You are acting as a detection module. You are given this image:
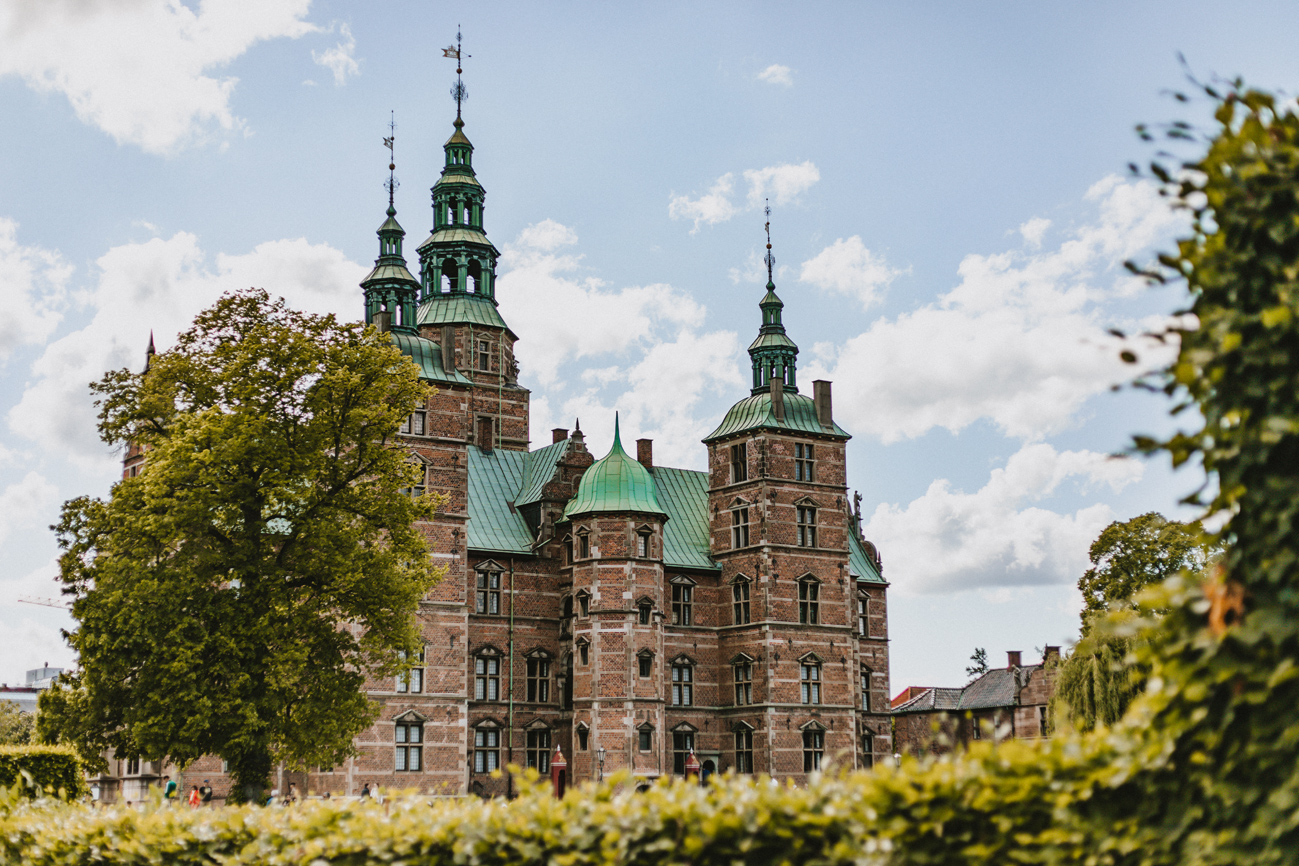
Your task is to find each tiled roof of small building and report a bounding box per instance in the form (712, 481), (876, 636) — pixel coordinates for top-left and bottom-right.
(891, 665), (1045, 714)
(892, 687), (964, 714)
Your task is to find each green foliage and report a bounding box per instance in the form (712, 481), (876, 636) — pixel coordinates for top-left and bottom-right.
(1078, 512), (1210, 631)
(43, 289), (444, 802)
(0, 703), (34, 746)
(0, 746), (84, 800)
(964, 647), (988, 679)
(1053, 625), (1143, 732)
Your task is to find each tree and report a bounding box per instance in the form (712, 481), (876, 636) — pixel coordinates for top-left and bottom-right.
(40, 289), (442, 802)
(1055, 513), (1212, 732)
(1077, 512), (1209, 633)
(965, 648), (988, 679)
(0, 701), (34, 745)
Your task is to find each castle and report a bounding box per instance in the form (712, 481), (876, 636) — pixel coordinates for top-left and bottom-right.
(116, 85), (892, 800)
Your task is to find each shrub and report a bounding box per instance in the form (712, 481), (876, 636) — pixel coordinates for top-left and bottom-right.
(0, 746), (85, 801)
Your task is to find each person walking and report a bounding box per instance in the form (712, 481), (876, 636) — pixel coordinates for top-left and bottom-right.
(198, 780), (212, 807)
(187, 785), (200, 808)
(161, 775), (177, 803)
(285, 783), (298, 805)
(360, 782), (371, 798)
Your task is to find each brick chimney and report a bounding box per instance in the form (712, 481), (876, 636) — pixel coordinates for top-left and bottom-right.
(1006, 650), (1022, 668)
(636, 438), (653, 468)
(1043, 646), (1060, 662)
(771, 375), (785, 421)
(813, 380), (833, 428)
(552, 428), (568, 444)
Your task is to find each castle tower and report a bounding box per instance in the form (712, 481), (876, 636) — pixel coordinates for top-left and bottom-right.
(560, 416), (670, 783)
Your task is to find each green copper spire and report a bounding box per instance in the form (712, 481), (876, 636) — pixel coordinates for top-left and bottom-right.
(564, 414), (669, 519)
(362, 121), (421, 334)
(748, 205), (799, 394)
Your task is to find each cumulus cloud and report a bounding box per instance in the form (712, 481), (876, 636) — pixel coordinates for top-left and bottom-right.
(312, 22), (358, 85)
(1019, 216), (1051, 248)
(865, 443), (1143, 594)
(0, 0), (317, 154)
(7, 232), (366, 466)
(756, 64), (793, 87)
(497, 221), (710, 386)
(0, 471), (58, 546)
(807, 176), (1184, 443)
(799, 236), (905, 309)
(0, 219), (72, 362)
(669, 162), (819, 232)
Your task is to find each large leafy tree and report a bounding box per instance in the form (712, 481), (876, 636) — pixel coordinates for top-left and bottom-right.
(1056, 513), (1211, 731)
(0, 701), (34, 745)
(39, 289), (441, 800)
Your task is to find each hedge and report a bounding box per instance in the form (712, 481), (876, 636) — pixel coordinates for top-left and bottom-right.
(0, 746), (84, 801)
(4, 82), (1299, 864)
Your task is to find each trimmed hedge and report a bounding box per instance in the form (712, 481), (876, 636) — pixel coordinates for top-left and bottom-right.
(0, 746), (85, 801)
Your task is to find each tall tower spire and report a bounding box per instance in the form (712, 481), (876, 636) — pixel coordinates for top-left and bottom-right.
(361, 117), (421, 334)
(747, 206), (799, 394)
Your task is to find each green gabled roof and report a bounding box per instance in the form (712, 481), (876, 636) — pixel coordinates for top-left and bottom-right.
(416, 293), (514, 336)
(516, 437), (571, 507)
(416, 227), (495, 249)
(704, 391), (850, 443)
(564, 418), (668, 519)
(388, 332), (474, 387)
(652, 467), (720, 571)
(849, 530), (885, 584)
(466, 447), (533, 554)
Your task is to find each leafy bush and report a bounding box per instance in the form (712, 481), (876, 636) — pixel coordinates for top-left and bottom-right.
(0, 746), (85, 800)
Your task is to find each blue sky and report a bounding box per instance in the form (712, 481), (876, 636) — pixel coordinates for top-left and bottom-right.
(1, 1), (1296, 692)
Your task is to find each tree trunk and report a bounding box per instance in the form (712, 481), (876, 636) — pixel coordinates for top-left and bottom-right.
(227, 748), (273, 804)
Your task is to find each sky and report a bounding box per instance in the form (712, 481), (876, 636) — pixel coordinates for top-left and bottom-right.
(1, 0), (1297, 693)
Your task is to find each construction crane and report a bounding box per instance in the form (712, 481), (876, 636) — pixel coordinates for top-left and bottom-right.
(17, 595), (71, 610)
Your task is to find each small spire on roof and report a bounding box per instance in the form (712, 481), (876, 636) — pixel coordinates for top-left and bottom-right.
(612, 412), (622, 450)
(144, 331), (156, 372)
(443, 27), (470, 122)
(383, 112), (398, 216)
(763, 200), (775, 287)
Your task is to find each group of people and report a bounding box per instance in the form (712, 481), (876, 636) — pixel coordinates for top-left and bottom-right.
(158, 775), (213, 808)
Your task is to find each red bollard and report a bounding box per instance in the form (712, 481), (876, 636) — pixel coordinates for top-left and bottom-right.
(550, 745), (567, 798)
(685, 749), (700, 783)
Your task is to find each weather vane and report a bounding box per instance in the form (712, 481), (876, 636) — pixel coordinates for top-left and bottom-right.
(764, 200), (775, 283)
(442, 28), (470, 119)
(383, 111), (398, 208)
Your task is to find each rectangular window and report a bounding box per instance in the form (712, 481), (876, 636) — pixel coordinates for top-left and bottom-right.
(526, 657), (550, 702)
(1039, 706), (1049, 737)
(801, 663), (821, 705)
(400, 411), (426, 436)
(126, 758), (140, 775)
(730, 442), (748, 483)
(636, 532), (649, 557)
(638, 654), (653, 677)
(400, 466), (428, 499)
(526, 729), (551, 772)
(476, 571), (501, 615)
(802, 729), (824, 772)
(672, 663), (694, 706)
(735, 728), (754, 774)
(638, 727), (653, 752)
(733, 661), (752, 705)
(477, 416), (494, 450)
(638, 603), (652, 625)
(732, 580), (751, 624)
(731, 508), (750, 549)
(672, 731), (695, 775)
(795, 443), (815, 482)
(396, 647), (425, 693)
(478, 340), (491, 371)
(395, 722), (423, 772)
(972, 719), (983, 740)
(579, 533), (590, 558)
(578, 594), (590, 617)
(578, 643), (589, 666)
(862, 669), (872, 712)
(799, 581), (820, 625)
(475, 655), (500, 701)
(671, 584), (692, 626)
(473, 728), (500, 773)
(577, 727), (589, 751)
(858, 595), (869, 635)
(797, 506), (817, 547)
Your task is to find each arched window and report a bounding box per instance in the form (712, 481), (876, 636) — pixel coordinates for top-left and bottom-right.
(467, 260), (482, 295)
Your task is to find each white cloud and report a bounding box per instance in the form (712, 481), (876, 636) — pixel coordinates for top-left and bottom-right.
(1019, 216), (1051, 248)
(0, 0), (317, 154)
(807, 176), (1183, 443)
(756, 64), (793, 87)
(670, 162), (820, 231)
(799, 236), (905, 309)
(0, 219), (72, 362)
(497, 221), (708, 385)
(312, 22), (358, 86)
(865, 443), (1143, 594)
(668, 174), (739, 234)
(744, 161), (820, 209)
(0, 471), (58, 546)
(7, 232), (366, 467)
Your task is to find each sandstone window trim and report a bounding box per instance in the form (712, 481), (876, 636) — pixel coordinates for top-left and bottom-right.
(671, 656), (695, 707)
(730, 441), (748, 483)
(525, 724), (551, 772)
(526, 652), (551, 703)
(576, 722), (590, 751)
(637, 722), (655, 752)
(577, 528), (591, 559)
(795, 442), (815, 482)
(731, 505), (751, 549)
(395, 712), (426, 772)
(861, 666), (873, 712)
(801, 722), (825, 772)
(800, 655), (822, 705)
(671, 724), (697, 776)
(474, 650), (502, 701)
(670, 577), (695, 626)
(798, 576), (821, 625)
(396, 645), (425, 694)
(576, 589), (591, 619)
(399, 408), (427, 437)
(857, 587), (870, 636)
(731, 575), (752, 625)
(733, 722), (755, 774)
(796, 504), (818, 548)
(576, 637), (590, 667)
(636, 597), (654, 625)
(637, 649), (654, 678)
(473, 723), (500, 774)
(475, 565), (503, 615)
(732, 655), (754, 706)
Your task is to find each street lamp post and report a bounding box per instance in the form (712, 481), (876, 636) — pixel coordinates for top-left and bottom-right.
(597, 747), (606, 782)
